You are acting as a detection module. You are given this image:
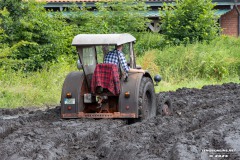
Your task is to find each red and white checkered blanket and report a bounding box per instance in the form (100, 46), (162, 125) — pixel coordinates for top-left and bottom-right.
(91, 63), (120, 95)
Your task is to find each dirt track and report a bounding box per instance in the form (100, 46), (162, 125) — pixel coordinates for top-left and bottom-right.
(0, 83), (240, 160)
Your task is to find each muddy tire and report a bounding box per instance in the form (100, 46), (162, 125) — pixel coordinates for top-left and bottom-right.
(138, 77), (156, 121)
(157, 95), (173, 116)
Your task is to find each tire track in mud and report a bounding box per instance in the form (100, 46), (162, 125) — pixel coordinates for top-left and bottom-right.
(0, 83), (240, 160)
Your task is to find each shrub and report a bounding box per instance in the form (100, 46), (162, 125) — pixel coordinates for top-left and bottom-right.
(68, 0), (149, 34)
(0, 0), (76, 71)
(154, 36), (240, 81)
(161, 0), (219, 45)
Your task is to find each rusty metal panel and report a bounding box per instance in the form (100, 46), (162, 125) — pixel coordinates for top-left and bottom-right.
(61, 71), (85, 118)
(62, 112), (136, 119)
(118, 73), (144, 118)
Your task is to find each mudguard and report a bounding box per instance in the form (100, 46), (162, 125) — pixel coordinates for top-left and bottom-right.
(61, 71), (85, 118)
(118, 72), (152, 118)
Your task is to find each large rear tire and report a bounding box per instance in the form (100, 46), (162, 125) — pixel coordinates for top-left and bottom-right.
(138, 77), (156, 121)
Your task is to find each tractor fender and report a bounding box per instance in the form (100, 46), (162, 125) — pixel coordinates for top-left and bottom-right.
(61, 71), (85, 118)
(118, 72), (148, 118)
(143, 71), (153, 81)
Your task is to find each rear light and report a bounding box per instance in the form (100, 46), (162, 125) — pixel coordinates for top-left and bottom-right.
(67, 106), (72, 110)
(66, 92), (72, 98)
(124, 91), (130, 98)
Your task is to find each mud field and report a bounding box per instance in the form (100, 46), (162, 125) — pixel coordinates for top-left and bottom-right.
(0, 83), (240, 160)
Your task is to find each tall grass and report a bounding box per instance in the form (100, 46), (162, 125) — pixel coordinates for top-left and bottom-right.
(134, 32), (166, 55)
(138, 36), (240, 81)
(136, 36), (240, 91)
(0, 59), (77, 108)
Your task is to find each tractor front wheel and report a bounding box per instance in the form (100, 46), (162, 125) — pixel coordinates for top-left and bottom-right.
(157, 95), (173, 116)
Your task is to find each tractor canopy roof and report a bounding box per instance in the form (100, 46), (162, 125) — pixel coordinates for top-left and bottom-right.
(72, 33), (136, 46)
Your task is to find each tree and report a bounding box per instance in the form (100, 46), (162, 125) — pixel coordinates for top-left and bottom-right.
(0, 0), (149, 70)
(68, 0), (149, 34)
(0, 0), (76, 70)
(161, 0), (219, 44)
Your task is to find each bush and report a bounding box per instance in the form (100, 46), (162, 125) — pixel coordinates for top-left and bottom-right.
(153, 36), (240, 81)
(68, 0), (149, 34)
(161, 0), (219, 45)
(0, 0), (76, 71)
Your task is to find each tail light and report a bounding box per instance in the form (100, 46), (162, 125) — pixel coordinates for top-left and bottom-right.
(124, 91), (130, 98)
(66, 92), (72, 98)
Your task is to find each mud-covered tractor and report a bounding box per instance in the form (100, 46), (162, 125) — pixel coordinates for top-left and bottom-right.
(61, 34), (163, 121)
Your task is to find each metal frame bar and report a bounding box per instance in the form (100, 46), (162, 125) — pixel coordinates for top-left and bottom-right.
(62, 112), (136, 118)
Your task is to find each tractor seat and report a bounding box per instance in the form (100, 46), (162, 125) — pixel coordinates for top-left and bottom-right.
(91, 63), (120, 96)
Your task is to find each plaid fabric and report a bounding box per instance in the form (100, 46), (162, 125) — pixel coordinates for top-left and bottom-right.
(104, 49), (130, 75)
(91, 63), (120, 95)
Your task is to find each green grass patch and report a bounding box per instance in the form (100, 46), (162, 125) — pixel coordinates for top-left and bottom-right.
(0, 60), (77, 108)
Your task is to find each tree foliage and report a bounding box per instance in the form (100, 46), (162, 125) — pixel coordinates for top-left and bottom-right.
(0, 0), (76, 71)
(0, 0), (222, 71)
(161, 0), (219, 44)
(0, 0), (149, 71)
(68, 0), (149, 33)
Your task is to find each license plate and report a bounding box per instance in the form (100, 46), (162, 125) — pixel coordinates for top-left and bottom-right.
(64, 98), (75, 104)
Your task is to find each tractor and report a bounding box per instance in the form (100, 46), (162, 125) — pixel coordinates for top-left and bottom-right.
(61, 33), (171, 121)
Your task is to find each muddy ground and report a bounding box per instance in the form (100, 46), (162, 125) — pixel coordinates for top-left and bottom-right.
(0, 83), (240, 160)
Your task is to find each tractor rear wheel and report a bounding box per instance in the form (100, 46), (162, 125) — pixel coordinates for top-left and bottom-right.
(138, 77), (156, 121)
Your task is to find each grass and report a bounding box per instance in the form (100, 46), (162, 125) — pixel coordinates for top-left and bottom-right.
(0, 60), (77, 108)
(137, 36), (240, 82)
(136, 35), (240, 91)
